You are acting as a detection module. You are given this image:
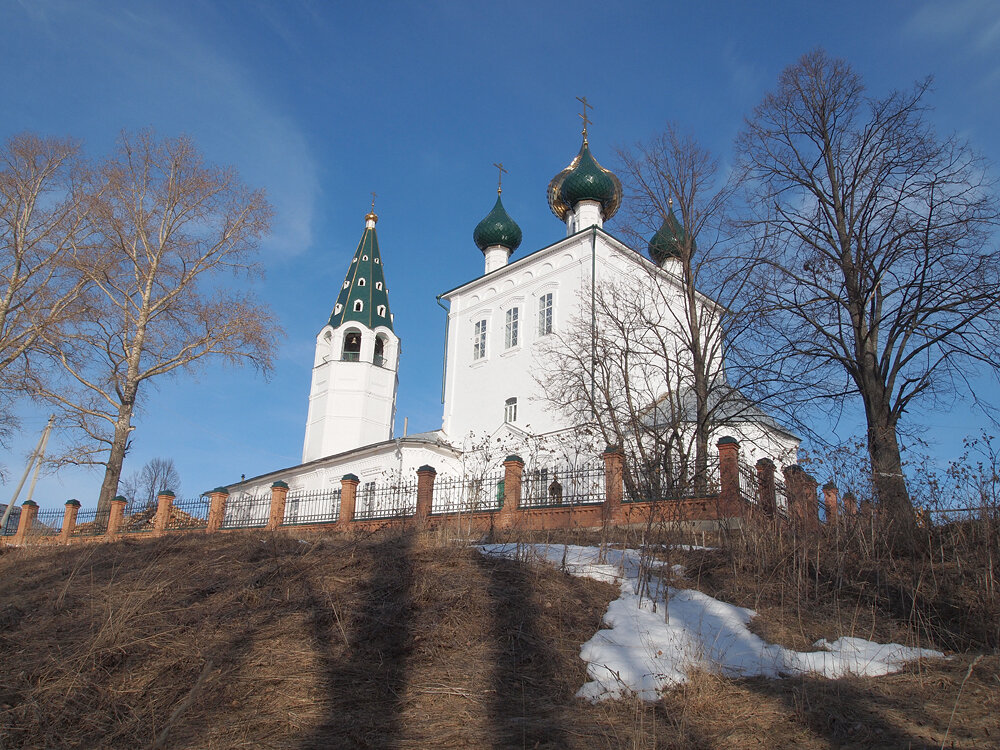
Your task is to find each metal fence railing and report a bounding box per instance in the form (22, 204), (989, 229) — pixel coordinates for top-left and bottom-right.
(432, 473), (505, 515)
(284, 488), (341, 525)
(521, 464), (605, 508)
(739, 461), (759, 506)
(167, 497), (211, 531)
(29, 509), (64, 538)
(774, 477), (789, 518)
(221, 492), (270, 529)
(354, 480), (418, 521)
(0, 509), (20, 536)
(626, 455), (721, 502)
(72, 508), (113, 537)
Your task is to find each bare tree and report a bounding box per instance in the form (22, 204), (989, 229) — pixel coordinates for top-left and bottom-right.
(0, 134), (95, 442)
(616, 125), (768, 482)
(120, 456), (182, 511)
(737, 50), (1000, 542)
(35, 131), (280, 510)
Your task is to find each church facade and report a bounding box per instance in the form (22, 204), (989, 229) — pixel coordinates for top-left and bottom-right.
(227, 124), (798, 509)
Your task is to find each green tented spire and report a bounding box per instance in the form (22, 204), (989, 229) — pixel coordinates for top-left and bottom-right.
(328, 212), (393, 331)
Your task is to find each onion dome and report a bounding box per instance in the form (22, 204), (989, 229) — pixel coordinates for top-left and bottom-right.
(473, 194), (522, 253)
(547, 141), (622, 222)
(648, 206), (693, 264)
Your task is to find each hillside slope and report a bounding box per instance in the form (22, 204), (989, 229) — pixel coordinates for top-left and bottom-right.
(0, 530), (995, 749)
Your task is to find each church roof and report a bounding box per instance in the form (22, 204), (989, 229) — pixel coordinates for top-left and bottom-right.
(473, 193), (522, 252)
(328, 214), (393, 331)
(547, 139), (622, 222)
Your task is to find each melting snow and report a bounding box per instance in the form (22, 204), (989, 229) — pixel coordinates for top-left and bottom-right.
(479, 543), (944, 702)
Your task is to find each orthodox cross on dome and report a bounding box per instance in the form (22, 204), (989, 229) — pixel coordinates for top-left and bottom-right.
(370, 191), (377, 211)
(365, 191), (378, 224)
(576, 95), (592, 143)
(492, 162), (507, 194)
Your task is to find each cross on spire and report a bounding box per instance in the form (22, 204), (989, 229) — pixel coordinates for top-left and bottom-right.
(576, 95), (592, 143)
(370, 191), (377, 212)
(492, 162), (508, 194)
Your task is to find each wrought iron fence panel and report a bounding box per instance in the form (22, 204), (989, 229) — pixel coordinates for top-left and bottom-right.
(521, 463), (605, 508)
(431, 473), (505, 515)
(774, 477), (789, 518)
(0, 510), (20, 536)
(626, 455), (720, 502)
(284, 488), (341, 525)
(221, 492), (270, 529)
(739, 461), (759, 506)
(29, 509), (64, 537)
(167, 497), (211, 531)
(354, 480), (418, 520)
(72, 508), (112, 537)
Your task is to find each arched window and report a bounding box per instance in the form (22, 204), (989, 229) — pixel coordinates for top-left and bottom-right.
(343, 280), (349, 289)
(358, 277), (366, 286)
(504, 397), (517, 423)
(353, 300), (363, 312)
(334, 303), (342, 314)
(538, 293), (553, 336)
(374, 257), (380, 264)
(376, 282), (383, 290)
(377, 304), (386, 317)
(374, 335), (386, 367)
(362, 254), (368, 261)
(342, 329), (362, 361)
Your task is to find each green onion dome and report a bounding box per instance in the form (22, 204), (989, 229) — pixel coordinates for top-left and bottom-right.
(548, 141), (622, 222)
(473, 194), (522, 253)
(649, 208), (693, 264)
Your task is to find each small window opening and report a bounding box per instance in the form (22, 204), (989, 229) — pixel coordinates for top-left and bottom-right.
(334, 303), (342, 314)
(358, 277), (366, 286)
(374, 336), (386, 367)
(375, 258), (380, 264)
(377, 304), (386, 317)
(376, 281), (383, 290)
(342, 330), (362, 361)
(354, 300), (363, 312)
(343, 280), (349, 289)
(504, 397), (517, 423)
(362, 254), (368, 261)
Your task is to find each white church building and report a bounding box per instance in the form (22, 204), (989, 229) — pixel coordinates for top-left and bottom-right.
(227, 122), (798, 508)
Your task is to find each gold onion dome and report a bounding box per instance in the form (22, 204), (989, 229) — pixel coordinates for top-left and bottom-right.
(473, 194), (522, 252)
(547, 140), (622, 221)
(649, 206), (692, 264)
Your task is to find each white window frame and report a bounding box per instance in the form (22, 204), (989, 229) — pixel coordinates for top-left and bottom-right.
(358, 277), (366, 286)
(505, 307), (519, 349)
(504, 397), (517, 423)
(473, 319), (487, 360)
(354, 300), (363, 312)
(538, 292), (554, 336)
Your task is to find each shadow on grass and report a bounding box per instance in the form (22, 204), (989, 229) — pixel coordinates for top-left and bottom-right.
(297, 531), (415, 749)
(478, 550), (569, 749)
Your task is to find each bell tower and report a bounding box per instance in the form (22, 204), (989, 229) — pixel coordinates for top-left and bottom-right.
(302, 206), (399, 462)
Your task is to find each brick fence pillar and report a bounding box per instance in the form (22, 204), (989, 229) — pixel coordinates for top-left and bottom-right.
(756, 458), (776, 519)
(822, 482), (839, 524)
(802, 472), (820, 531)
(206, 488), (229, 533)
(716, 437), (742, 521)
(415, 465), (436, 526)
(497, 455), (524, 529)
(842, 491), (857, 519)
(13, 500), (38, 545)
(783, 466), (805, 527)
(106, 496), (127, 539)
(602, 446), (624, 524)
(339, 474), (359, 527)
(60, 499), (81, 543)
(153, 490), (175, 537)
(267, 481), (289, 530)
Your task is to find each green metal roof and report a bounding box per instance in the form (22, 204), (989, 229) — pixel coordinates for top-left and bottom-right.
(648, 208), (693, 264)
(328, 219), (394, 331)
(473, 194), (523, 252)
(547, 140), (622, 222)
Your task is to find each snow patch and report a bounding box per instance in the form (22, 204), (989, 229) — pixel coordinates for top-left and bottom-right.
(479, 544), (944, 702)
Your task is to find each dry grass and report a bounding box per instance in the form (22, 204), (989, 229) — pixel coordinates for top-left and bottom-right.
(0, 527), (997, 749)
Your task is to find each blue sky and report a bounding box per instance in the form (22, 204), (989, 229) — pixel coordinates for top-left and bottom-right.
(3, 0), (1000, 507)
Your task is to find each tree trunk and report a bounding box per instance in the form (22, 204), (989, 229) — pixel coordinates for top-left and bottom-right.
(863, 399), (917, 551)
(96, 401), (135, 513)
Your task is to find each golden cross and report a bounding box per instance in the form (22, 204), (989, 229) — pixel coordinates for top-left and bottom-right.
(492, 162), (508, 194)
(576, 95), (592, 141)
(370, 191), (377, 212)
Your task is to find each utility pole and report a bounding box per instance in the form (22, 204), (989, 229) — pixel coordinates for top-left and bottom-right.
(1, 416), (55, 534)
